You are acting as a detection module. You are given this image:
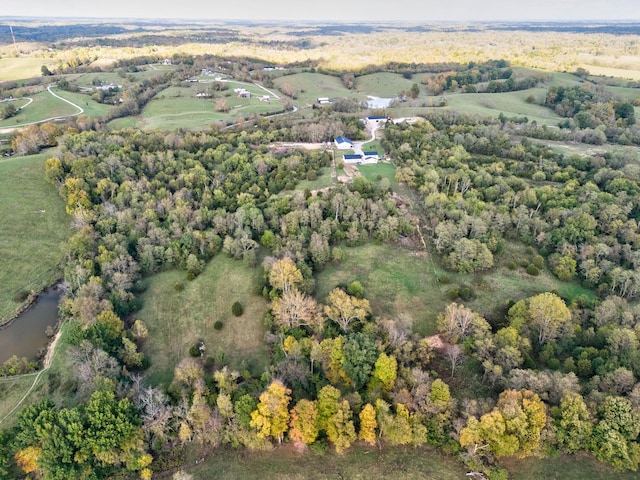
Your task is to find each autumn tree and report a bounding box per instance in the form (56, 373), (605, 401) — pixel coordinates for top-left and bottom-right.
(289, 399), (319, 445)
(317, 385), (342, 432)
(526, 292), (572, 345)
(370, 353), (398, 392)
(268, 257), (303, 293)
(555, 392), (593, 454)
(326, 400), (356, 454)
(250, 380), (292, 443)
(272, 289), (323, 331)
(460, 389), (546, 458)
(359, 403), (378, 445)
(437, 303), (479, 342)
(324, 288), (371, 332)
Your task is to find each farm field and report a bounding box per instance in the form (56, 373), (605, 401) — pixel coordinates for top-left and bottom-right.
(0, 89), (78, 128)
(274, 72), (363, 105)
(0, 58), (55, 82)
(49, 89), (111, 117)
(138, 255), (270, 386)
(316, 243), (593, 336)
(355, 72), (417, 98)
(0, 152), (71, 325)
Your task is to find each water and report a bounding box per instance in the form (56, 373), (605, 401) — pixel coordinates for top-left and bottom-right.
(367, 96), (395, 109)
(0, 287), (61, 363)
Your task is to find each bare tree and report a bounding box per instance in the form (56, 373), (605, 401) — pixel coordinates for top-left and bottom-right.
(445, 344), (464, 377)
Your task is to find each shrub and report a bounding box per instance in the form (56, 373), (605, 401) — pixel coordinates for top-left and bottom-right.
(189, 344), (202, 357)
(526, 264), (540, 276)
(214, 321), (224, 330)
(446, 287), (460, 300)
(532, 255), (545, 269)
(507, 261), (517, 270)
(174, 281), (184, 292)
(306, 170), (317, 181)
(232, 301), (243, 317)
(458, 284), (475, 301)
(438, 274), (452, 284)
(347, 280), (364, 298)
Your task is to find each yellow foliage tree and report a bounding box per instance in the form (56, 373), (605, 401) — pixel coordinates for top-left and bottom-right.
(15, 446), (41, 474)
(358, 403), (378, 445)
(324, 288), (371, 332)
(268, 257), (303, 293)
(250, 380), (292, 443)
(289, 399), (319, 445)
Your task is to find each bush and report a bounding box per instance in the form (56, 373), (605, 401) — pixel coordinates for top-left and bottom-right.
(507, 261), (517, 270)
(347, 280), (364, 298)
(214, 321), (224, 330)
(532, 255), (545, 269)
(189, 344), (202, 357)
(458, 284), (475, 301)
(437, 274), (452, 284)
(232, 301), (243, 317)
(306, 170), (317, 181)
(526, 264), (540, 276)
(446, 287), (460, 300)
(174, 281), (184, 292)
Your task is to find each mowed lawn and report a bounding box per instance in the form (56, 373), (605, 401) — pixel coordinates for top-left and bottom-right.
(316, 243), (594, 336)
(503, 454), (640, 480)
(185, 444), (467, 480)
(0, 90), (78, 128)
(139, 255), (270, 386)
(357, 163), (397, 187)
(49, 89), (111, 118)
(0, 153), (71, 324)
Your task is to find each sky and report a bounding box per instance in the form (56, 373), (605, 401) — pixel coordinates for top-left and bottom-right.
(3, 0), (640, 22)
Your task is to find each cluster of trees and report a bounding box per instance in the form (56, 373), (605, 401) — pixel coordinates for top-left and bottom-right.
(383, 117), (640, 296)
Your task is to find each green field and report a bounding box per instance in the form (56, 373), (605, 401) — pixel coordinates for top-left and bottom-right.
(0, 90), (78, 128)
(0, 152), (71, 325)
(504, 454), (640, 480)
(138, 255), (270, 386)
(316, 243), (593, 336)
(355, 72), (416, 98)
(0, 58), (56, 82)
(130, 83), (285, 130)
(184, 444), (467, 480)
(441, 88), (562, 125)
(274, 73), (363, 105)
(357, 162), (397, 186)
(605, 85), (640, 102)
(49, 89), (112, 117)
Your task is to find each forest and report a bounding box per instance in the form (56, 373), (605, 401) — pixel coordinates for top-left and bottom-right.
(0, 20), (640, 479)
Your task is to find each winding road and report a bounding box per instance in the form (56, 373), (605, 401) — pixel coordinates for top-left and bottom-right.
(0, 84), (84, 133)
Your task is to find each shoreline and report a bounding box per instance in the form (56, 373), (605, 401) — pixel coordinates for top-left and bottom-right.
(0, 281), (62, 329)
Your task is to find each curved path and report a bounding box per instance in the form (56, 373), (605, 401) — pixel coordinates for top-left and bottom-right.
(0, 85), (84, 133)
(0, 329), (61, 426)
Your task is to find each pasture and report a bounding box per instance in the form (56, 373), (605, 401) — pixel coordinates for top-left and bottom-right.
(138, 255), (270, 386)
(0, 58), (55, 82)
(273, 72), (363, 105)
(0, 152), (71, 325)
(0, 90), (78, 128)
(315, 242), (593, 336)
(355, 72), (416, 98)
(49, 89), (111, 117)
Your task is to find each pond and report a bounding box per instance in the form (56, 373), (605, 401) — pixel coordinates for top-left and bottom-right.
(367, 96), (395, 109)
(0, 286), (61, 364)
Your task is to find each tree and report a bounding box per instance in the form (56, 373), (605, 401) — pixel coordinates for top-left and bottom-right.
(324, 288), (371, 332)
(289, 399), (319, 445)
(370, 353), (397, 391)
(555, 392), (592, 454)
(326, 400), (356, 454)
(317, 385), (342, 432)
(447, 238), (493, 273)
(359, 403), (378, 445)
(445, 344), (463, 376)
(268, 257), (303, 293)
(437, 302), (478, 342)
(527, 292), (572, 345)
(271, 289), (322, 331)
(215, 97), (229, 112)
(460, 389), (546, 458)
(409, 83), (420, 99)
(41, 65), (53, 76)
(250, 380), (292, 443)
(343, 332), (379, 390)
(1, 103), (17, 120)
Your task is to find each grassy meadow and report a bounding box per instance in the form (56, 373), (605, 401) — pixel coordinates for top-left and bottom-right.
(0, 152), (71, 325)
(0, 58), (55, 82)
(49, 89), (112, 117)
(273, 72), (363, 105)
(355, 72), (417, 98)
(357, 162), (396, 186)
(0, 90), (78, 128)
(316, 242), (593, 337)
(138, 255), (270, 386)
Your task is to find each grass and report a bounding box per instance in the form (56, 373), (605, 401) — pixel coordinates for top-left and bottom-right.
(292, 167), (335, 192)
(0, 90), (78, 127)
(135, 84), (285, 131)
(138, 255), (270, 386)
(183, 444), (467, 480)
(0, 58), (55, 82)
(0, 152), (71, 325)
(441, 89), (563, 125)
(315, 242), (594, 337)
(273, 73), (363, 106)
(503, 453), (640, 480)
(604, 85), (640, 102)
(355, 72), (415, 98)
(47, 89), (112, 118)
(357, 163), (396, 186)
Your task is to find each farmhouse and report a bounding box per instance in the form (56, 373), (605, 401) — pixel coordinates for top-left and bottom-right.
(334, 136), (353, 149)
(234, 88), (251, 98)
(363, 151), (380, 161)
(260, 95), (271, 102)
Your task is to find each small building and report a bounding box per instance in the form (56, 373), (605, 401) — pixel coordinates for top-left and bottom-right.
(234, 87), (251, 98)
(366, 115), (389, 129)
(363, 151), (380, 161)
(196, 92), (212, 98)
(317, 97), (331, 104)
(334, 136), (354, 149)
(343, 154), (363, 164)
(260, 95), (271, 102)
(162, 58), (172, 65)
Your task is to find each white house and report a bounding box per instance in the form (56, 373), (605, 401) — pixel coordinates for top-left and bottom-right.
(317, 97), (331, 104)
(334, 136), (353, 149)
(343, 154), (363, 164)
(365, 115), (388, 129)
